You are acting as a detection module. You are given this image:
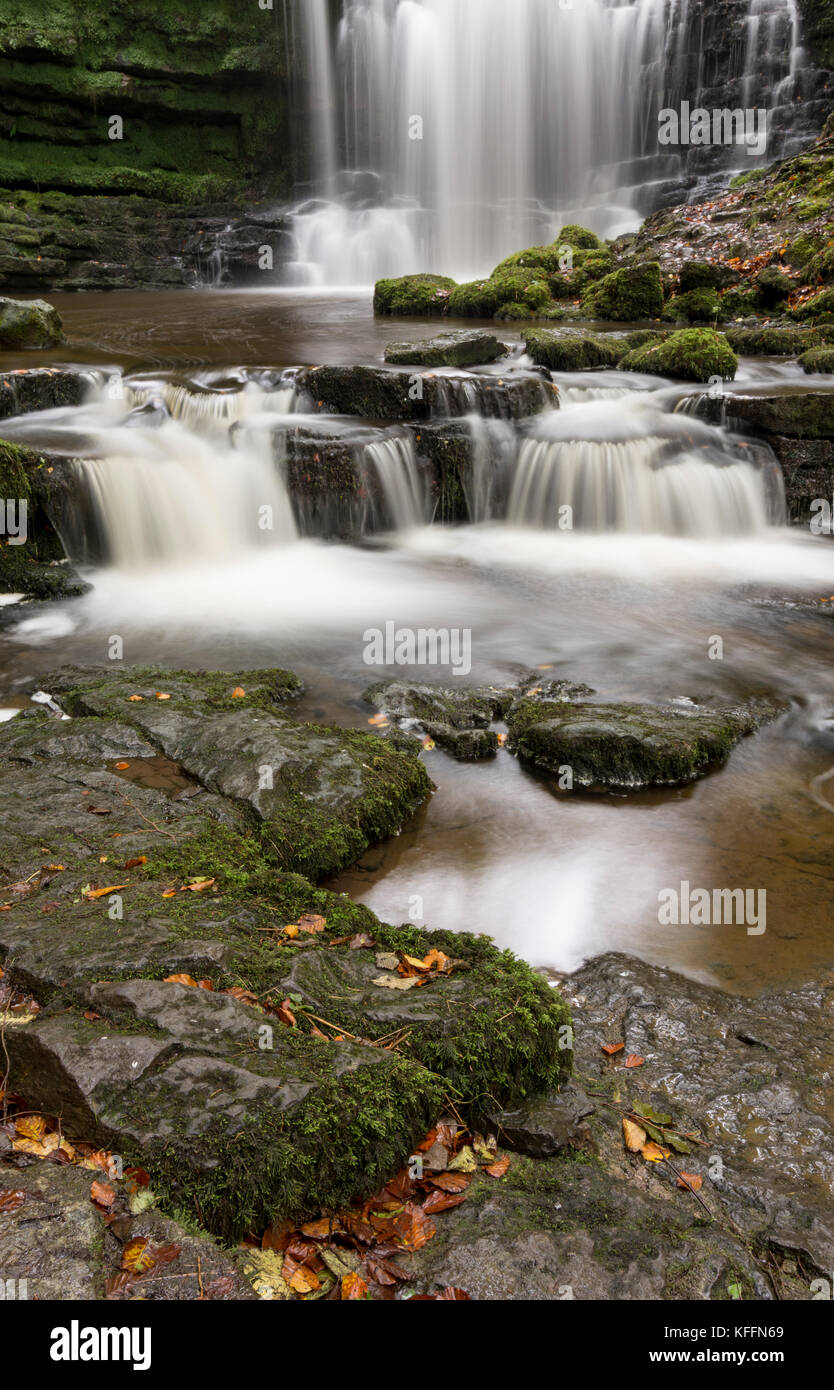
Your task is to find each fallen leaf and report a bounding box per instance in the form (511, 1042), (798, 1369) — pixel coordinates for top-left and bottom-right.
(485, 1156), (511, 1178)
(121, 1237), (156, 1275)
(368, 714), (389, 727)
(641, 1141), (671, 1163)
(297, 913), (326, 934)
(128, 695), (143, 703)
(625, 1054), (645, 1069)
(426, 1172), (472, 1193)
(161, 889), (176, 899)
(341, 1271), (369, 1299)
(164, 973), (199, 987)
(622, 1116), (647, 1152)
(677, 1172), (703, 1192)
(422, 1188), (468, 1214)
(83, 1010), (102, 1022)
(372, 974), (420, 991)
(84, 884), (128, 900)
(115, 762), (131, 771)
(124, 856), (147, 869)
(437, 1287), (471, 1299)
(155, 692), (171, 701)
(231, 687), (246, 699)
(15, 1115), (47, 1142)
(602, 1042), (625, 1056)
(0, 1188), (26, 1212)
(447, 1145), (478, 1174)
(181, 878), (216, 893)
(90, 1180), (116, 1209)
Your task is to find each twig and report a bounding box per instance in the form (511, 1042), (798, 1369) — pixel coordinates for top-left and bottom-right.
(117, 793), (176, 841)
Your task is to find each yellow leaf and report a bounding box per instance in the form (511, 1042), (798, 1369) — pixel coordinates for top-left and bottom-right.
(84, 884), (129, 900)
(231, 687), (246, 699)
(622, 1117), (647, 1152)
(155, 692), (171, 701)
(641, 1141), (671, 1163)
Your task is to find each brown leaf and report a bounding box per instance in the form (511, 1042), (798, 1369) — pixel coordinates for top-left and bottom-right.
(86, 806), (112, 816)
(124, 856), (147, 870)
(485, 1156), (511, 1178)
(437, 1286), (471, 1300)
(624, 1054), (645, 1069)
(641, 1141), (671, 1163)
(181, 878), (215, 893)
(15, 1115), (48, 1142)
(164, 973), (199, 987)
(391, 1203), (436, 1251)
(426, 1171), (472, 1193)
(0, 1188), (26, 1212)
(422, 1188), (468, 1214)
(275, 1000), (296, 1028)
(677, 1172), (704, 1193)
(349, 933), (375, 950)
(341, 1271), (369, 1300)
(602, 1042), (625, 1055)
(83, 1010), (102, 1022)
(297, 913), (327, 934)
(90, 1180), (116, 1209)
(230, 687), (246, 699)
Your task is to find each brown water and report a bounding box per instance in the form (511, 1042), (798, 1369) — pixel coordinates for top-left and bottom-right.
(2, 290), (834, 995)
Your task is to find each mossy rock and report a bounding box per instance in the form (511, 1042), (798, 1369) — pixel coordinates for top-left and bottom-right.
(373, 274), (457, 316)
(37, 664), (431, 883)
(618, 328), (738, 382)
(507, 698), (780, 790)
(554, 224), (602, 251)
(0, 294), (64, 348)
(494, 301), (537, 321)
(449, 270), (551, 319)
(663, 288), (723, 324)
(364, 679), (512, 760)
(678, 261), (729, 292)
(384, 330), (508, 368)
(491, 245), (566, 277)
(799, 347), (834, 373)
(791, 286), (834, 323)
(755, 266), (795, 308)
(524, 330), (624, 371)
(581, 261), (664, 321)
(722, 325), (824, 356)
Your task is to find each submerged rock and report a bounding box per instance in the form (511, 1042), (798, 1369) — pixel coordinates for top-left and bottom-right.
(297, 364), (554, 420)
(384, 330), (508, 368)
(0, 367), (88, 419)
(0, 295), (65, 349)
(507, 696), (781, 789)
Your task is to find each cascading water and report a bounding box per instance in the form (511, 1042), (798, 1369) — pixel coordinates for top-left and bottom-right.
(363, 435), (428, 530)
(287, 0), (811, 285)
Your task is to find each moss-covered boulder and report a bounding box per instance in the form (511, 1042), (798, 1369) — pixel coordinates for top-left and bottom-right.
(618, 328), (738, 382)
(581, 261), (664, 321)
(297, 364), (553, 420)
(791, 286), (834, 323)
(384, 330), (508, 368)
(799, 347), (834, 373)
(554, 224), (602, 251)
(722, 325), (828, 356)
(492, 245), (566, 277)
(0, 294), (64, 348)
(663, 288), (723, 323)
(374, 274), (456, 316)
(678, 261), (730, 292)
(448, 270), (551, 318)
(507, 697), (780, 790)
(755, 265), (795, 308)
(524, 330), (624, 371)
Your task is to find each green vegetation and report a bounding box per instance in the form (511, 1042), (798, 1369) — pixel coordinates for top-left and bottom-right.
(619, 327), (738, 382)
(581, 262), (664, 321)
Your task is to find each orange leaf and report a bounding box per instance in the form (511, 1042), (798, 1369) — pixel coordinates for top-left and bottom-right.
(622, 1117), (647, 1153)
(128, 695), (143, 702)
(161, 889), (176, 898)
(282, 924), (299, 938)
(0, 1188), (26, 1212)
(15, 1115), (48, 1142)
(297, 913), (326, 934)
(341, 1271), (369, 1300)
(677, 1172), (703, 1193)
(641, 1141), (671, 1163)
(181, 878), (215, 893)
(485, 1156), (511, 1178)
(90, 1180), (116, 1209)
(115, 762), (131, 771)
(602, 1042), (624, 1055)
(155, 692), (171, 701)
(164, 973), (198, 987)
(231, 687), (246, 699)
(124, 856), (147, 869)
(625, 1054), (645, 1069)
(84, 884), (128, 900)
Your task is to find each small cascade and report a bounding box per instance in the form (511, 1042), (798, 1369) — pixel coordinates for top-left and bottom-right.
(362, 435), (428, 531)
(125, 378), (298, 430)
(742, 0), (807, 108)
(462, 416), (518, 524)
(72, 418), (297, 568)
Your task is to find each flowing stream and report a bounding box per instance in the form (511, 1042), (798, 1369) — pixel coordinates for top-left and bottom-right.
(2, 292), (834, 993)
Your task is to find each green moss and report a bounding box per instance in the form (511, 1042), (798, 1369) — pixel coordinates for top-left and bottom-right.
(799, 346), (834, 372)
(663, 288), (723, 323)
(524, 330), (624, 370)
(492, 245), (565, 277)
(374, 274), (457, 316)
(554, 224), (602, 251)
(729, 168), (769, 189)
(791, 286), (834, 322)
(448, 269), (551, 318)
(723, 325), (824, 355)
(619, 327), (738, 382)
(494, 301), (536, 321)
(582, 261), (664, 321)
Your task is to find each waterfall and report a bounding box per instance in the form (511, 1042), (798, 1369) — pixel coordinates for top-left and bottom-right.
(462, 416), (518, 524)
(363, 434), (428, 530)
(287, 0), (811, 285)
(73, 418), (298, 567)
(126, 379), (299, 429)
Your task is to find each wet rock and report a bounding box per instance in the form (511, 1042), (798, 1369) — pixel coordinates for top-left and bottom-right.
(0, 295), (64, 349)
(0, 439), (90, 598)
(507, 697), (781, 790)
(364, 680), (513, 761)
(524, 330), (624, 371)
(486, 1080), (597, 1159)
(5, 987), (442, 1242)
(296, 364), (554, 421)
(722, 392), (834, 440)
(619, 328), (738, 382)
(0, 368), (89, 420)
(36, 665), (430, 882)
(384, 331), (509, 368)
(581, 262), (664, 321)
(799, 347), (834, 373)
(0, 1160), (106, 1300)
(564, 953), (834, 1274)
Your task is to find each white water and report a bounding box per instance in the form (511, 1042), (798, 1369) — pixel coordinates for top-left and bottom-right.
(288, 0), (808, 285)
(363, 434), (428, 530)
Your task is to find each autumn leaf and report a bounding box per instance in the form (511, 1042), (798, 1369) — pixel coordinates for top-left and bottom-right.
(427, 1171), (471, 1193)
(15, 1114), (48, 1142)
(181, 878), (215, 893)
(84, 884), (128, 900)
(275, 1000), (296, 1028)
(297, 913), (326, 934)
(128, 695), (144, 703)
(161, 889), (176, 898)
(164, 973), (199, 987)
(602, 1042), (624, 1055)
(341, 1271), (369, 1299)
(622, 1116), (647, 1152)
(641, 1141), (672, 1163)
(124, 856), (147, 869)
(422, 1188), (468, 1215)
(485, 1156), (511, 1178)
(392, 1203), (436, 1250)
(90, 1180), (116, 1209)
(0, 1188), (26, 1212)
(231, 687), (246, 699)
(155, 692), (171, 701)
(677, 1172), (704, 1193)
(368, 714), (389, 727)
(115, 762), (131, 771)
(436, 1287), (471, 1299)
(121, 1238), (156, 1275)
(625, 1054), (645, 1068)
